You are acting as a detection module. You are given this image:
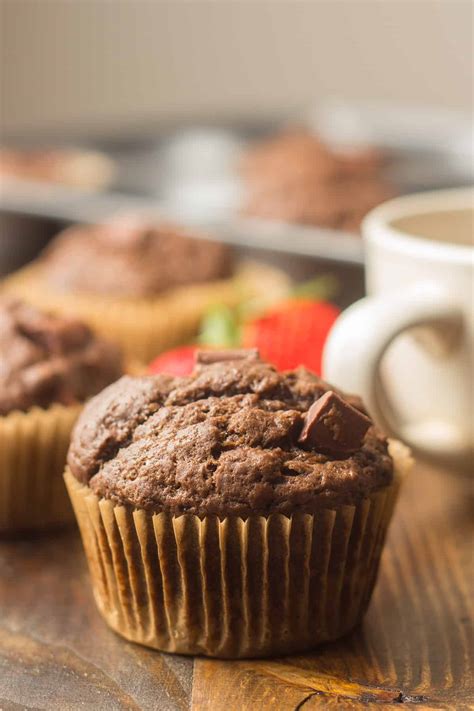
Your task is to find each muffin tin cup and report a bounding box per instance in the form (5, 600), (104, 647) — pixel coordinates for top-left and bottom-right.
(3, 262), (290, 363)
(64, 440), (410, 658)
(0, 404), (81, 535)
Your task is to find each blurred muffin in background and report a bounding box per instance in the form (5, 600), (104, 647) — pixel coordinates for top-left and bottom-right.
(0, 297), (123, 534)
(240, 130), (394, 232)
(0, 147), (115, 190)
(3, 217), (289, 362)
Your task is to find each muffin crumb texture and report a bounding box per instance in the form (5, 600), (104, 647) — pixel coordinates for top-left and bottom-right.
(0, 298), (123, 415)
(68, 358), (393, 516)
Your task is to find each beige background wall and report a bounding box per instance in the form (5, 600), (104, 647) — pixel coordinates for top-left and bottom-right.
(1, 0), (472, 138)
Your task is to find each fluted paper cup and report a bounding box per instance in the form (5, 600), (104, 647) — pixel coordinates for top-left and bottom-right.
(0, 404), (81, 535)
(65, 440), (410, 658)
(3, 262), (290, 363)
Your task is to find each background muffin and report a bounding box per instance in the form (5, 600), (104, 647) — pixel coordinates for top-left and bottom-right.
(65, 350), (409, 657)
(0, 147), (116, 190)
(3, 219), (289, 362)
(39, 217), (234, 297)
(240, 130), (393, 232)
(0, 298), (123, 534)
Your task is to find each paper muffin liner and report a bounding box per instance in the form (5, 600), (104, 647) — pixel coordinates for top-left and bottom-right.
(0, 404), (81, 535)
(3, 262), (290, 363)
(65, 440), (410, 658)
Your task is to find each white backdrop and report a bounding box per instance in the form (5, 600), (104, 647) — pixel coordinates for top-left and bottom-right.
(1, 0), (472, 138)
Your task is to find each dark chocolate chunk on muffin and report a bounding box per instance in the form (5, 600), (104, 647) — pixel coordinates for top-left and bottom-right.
(0, 298), (123, 415)
(68, 354), (393, 517)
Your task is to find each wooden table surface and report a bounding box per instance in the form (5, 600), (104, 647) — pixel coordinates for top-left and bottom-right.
(1, 459), (472, 711)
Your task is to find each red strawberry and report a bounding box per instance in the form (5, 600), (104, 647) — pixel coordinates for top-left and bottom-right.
(149, 345), (197, 377)
(242, 299), (339, 375)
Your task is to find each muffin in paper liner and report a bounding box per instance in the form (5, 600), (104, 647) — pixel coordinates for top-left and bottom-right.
(64, 440), (410, 658)
(0, 404), (82, 535)
(2, 262), (290, 363)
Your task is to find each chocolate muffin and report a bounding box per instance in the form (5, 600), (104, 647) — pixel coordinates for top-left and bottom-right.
(39, 219), (233, 297)
(0, 298), (123, 534)
(65, 350), (410, 657)
(241, 130), (393, 232)
(0, 298), (122, 415)
(3, 219), (289, 362)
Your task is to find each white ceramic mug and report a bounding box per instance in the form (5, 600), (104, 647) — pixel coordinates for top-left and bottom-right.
(323, 188), (473, 468)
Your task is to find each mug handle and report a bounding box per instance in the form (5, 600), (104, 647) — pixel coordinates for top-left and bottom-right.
(322, 282), (463, 452)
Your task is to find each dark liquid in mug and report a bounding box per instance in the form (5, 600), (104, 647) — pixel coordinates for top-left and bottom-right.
(392, 208), (473, 247)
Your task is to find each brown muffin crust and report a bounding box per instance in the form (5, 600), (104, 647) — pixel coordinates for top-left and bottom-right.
(241, 130), (384, 185)
(68, 358), (393, 517)
(38, 218), (234, 297)
(243, 179), (393, 230)
(241, 130), (393, 232)
(0, 298), (123, 415)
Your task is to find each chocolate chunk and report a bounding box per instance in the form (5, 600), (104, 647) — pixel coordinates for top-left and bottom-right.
(196, 348), (260, 365)
(298, 390), (371, 455)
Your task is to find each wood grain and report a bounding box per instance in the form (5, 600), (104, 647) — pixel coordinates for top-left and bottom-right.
(192, 461), (474, 710)
(0, 532), (192, 710)
(1, 460), (472, 710)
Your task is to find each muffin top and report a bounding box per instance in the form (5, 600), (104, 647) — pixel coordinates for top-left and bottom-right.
(240, 130), (392, 231)
(241, 130), (383, 185)
(38, 218), (234, 297)
(243, 179), (392, 231)
(68, 351), (393, 517)
(0, 298), (123, 415)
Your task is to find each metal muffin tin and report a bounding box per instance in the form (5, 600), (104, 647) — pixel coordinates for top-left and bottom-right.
(1, 104), (473, 274)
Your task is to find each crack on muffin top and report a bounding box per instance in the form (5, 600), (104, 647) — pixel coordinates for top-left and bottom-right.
(68, 358), (393, 517)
